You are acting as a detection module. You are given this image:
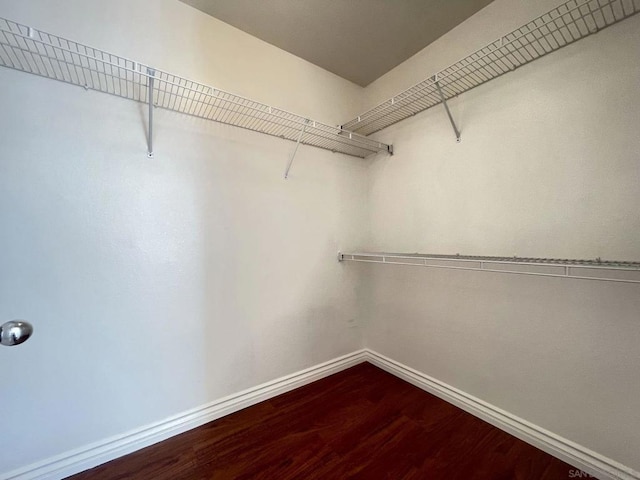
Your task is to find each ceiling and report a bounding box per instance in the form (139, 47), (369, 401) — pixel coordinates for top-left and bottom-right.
(180, 0), (494, 86)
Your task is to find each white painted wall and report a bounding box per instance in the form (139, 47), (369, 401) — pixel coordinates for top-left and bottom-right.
(0, 0), (368, 474)
(2, 0), (639, 477)
(362, 0), (640, 472)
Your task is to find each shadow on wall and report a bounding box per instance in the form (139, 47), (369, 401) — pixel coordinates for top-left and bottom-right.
(151, 111), (367, 403)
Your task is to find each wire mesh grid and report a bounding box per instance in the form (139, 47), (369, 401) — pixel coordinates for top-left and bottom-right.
(150, 69), (390, 157)
(342, 0), (640, 136)
(341, 252), (640, 268)
(0, 17), (391, 159)
(0, 18), (146, 101)
(339, 252), (640, 284)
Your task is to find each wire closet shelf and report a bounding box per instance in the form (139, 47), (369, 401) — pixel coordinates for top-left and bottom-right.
(341, 0), (640, 136)
(338, 253), (640, 284)
(0, 17), (391, 159)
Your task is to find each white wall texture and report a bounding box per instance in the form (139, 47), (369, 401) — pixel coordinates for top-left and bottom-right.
(0, 0), (368, 474)
(362, 0), (640, 473)
(1, 0), (639, 477)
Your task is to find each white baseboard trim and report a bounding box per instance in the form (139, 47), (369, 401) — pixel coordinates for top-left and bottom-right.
(364, 349), (640, 480)
(2, 350), (367, 480)
(6, 348), (638, 480)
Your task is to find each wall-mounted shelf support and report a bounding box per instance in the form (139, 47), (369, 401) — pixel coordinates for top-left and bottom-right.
(147, 68), (155, 158)
(284, 119), (309, 179)
(434, 77), (461, 142)
(338, 252), (640, 284)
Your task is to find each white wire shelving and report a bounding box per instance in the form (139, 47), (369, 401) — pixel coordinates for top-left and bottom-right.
(339, 252), (640, 284)
(341, 0), (640, 137)
(0, 17), (392, 161)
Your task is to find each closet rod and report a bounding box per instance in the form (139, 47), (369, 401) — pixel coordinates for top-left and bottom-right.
(338, 252), (640, 284)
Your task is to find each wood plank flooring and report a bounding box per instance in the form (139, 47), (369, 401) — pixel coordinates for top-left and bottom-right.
(67, 363), (583, 479)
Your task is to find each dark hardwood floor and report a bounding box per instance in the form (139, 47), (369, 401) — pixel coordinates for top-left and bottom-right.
(68, 363), (581, 479)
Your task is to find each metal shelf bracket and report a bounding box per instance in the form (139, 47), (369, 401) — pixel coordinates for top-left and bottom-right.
(146, 67), (155, 158)
(434, 76), (461, 143)
(284, 119), (309, 179)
